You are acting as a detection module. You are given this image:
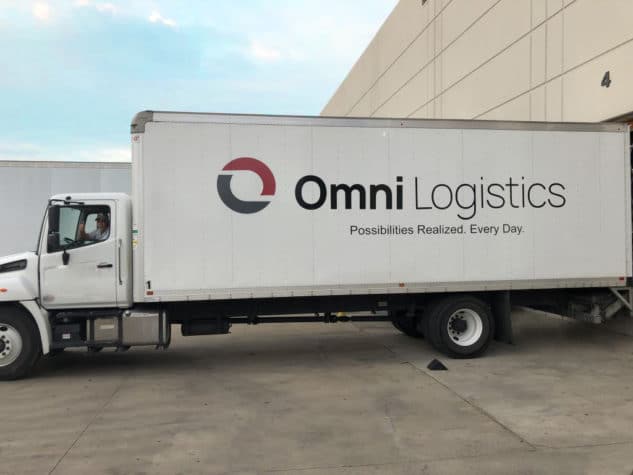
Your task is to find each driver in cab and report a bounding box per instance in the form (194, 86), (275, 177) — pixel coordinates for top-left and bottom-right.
(78, 213), (110, 241)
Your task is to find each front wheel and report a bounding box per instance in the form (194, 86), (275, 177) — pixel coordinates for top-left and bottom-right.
(424, 296), (494, 358)
(0, 306), (42, 380)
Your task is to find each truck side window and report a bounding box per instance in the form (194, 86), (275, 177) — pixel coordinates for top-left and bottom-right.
(82, 210), (111, 242)
(46, 205), (111, 253)
(83, 213), (99, 235)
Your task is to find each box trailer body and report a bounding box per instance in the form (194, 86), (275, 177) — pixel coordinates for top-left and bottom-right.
(132, 113), (631, 302)
(0, 111), (631, 379)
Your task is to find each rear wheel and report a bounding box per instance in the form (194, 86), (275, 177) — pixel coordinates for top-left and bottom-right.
(424, 296), (494, 358)
(0, 306), (41, 380)
(390, 310), (423, 338)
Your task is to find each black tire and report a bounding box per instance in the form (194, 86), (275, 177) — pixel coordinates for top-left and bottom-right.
(420, 305), (433, 338)
(424, 296), (494, 358)
(0, 306), (42, 380)
(390, 311), (424, 338)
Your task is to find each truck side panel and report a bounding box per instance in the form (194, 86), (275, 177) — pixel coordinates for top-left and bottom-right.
(131, 115), (631, 303)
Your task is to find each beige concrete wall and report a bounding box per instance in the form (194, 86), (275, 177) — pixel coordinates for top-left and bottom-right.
(322, 0), (633, 122)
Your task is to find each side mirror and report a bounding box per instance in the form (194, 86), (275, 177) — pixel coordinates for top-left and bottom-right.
(62, 249), (70, 266)
(47, 232), (60, 253)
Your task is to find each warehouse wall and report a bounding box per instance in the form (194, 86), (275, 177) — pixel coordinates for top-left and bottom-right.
(322, 0), (633, 122)
(0, 161), (130, 255)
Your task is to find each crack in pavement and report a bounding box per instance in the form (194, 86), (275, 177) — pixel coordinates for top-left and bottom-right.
(409, 361), (537, 450)
(532, 440), (633, 450)
(347, 325), (633, 458)
(260, 446), (536, 473)
(48, 377), (127, 474)
(353, 325), (537, 449)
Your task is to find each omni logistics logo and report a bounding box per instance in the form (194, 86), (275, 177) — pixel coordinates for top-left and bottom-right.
(217, 157), (276, 214)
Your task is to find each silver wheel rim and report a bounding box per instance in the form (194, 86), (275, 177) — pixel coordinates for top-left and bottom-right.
(0, 324), (23, 367)
(447, 308), (483, 347)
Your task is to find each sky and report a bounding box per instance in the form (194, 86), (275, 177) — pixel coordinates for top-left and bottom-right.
(0, 0), (397, 162)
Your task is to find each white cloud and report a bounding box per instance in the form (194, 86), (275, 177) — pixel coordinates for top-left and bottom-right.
(0, 142), (129, 162)
(77, 147), (129, 162)
(74, 1), (118, 14)
(248, 40), (281, 62)
(0, 142), (43, 159)
(204, 1), (397, 69)
(96, 3), (117, 14)
(148, 10), (176, 28)
(32, 2), (50, 21)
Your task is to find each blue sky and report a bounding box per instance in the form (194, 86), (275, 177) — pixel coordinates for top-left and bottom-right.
(0, 0), (397, 162)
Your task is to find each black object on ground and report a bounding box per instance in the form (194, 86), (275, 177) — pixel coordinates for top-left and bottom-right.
(427, 359), (447, 371)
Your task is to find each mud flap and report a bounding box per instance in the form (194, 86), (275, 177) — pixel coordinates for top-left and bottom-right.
(492, 291), (513, 344)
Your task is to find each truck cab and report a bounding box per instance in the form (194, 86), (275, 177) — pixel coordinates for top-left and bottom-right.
(37, 194), (133, 310)
(0, 193), (168, 380)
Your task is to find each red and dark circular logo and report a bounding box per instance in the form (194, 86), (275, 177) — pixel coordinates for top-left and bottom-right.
(217, 157), (276, 214)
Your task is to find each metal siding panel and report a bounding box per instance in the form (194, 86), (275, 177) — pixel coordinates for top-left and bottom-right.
(0, 166), (50, 254)
(100, 168), (132, 193)
(50, 168), (101, 195)
(0, 163), (131, 255)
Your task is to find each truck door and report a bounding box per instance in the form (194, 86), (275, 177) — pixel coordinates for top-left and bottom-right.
(39, 201), (118, 309)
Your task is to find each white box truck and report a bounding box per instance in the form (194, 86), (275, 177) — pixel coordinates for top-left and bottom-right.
(0, 111), (631, 379)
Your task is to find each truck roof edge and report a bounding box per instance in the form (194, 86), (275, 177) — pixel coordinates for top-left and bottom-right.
(131, 111), (154, 134)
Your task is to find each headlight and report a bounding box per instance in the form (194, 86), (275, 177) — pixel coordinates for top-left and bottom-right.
(0, 260), (27, 273)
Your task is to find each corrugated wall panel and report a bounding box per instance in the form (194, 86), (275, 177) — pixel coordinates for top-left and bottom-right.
(323, 0), (633, 122)
(0, 162), (130, 255)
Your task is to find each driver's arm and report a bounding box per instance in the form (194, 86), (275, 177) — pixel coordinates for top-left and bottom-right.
(78, 223), (88, 240)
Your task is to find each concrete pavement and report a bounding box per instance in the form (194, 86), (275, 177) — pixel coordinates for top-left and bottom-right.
(1, 308), (633, 474)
